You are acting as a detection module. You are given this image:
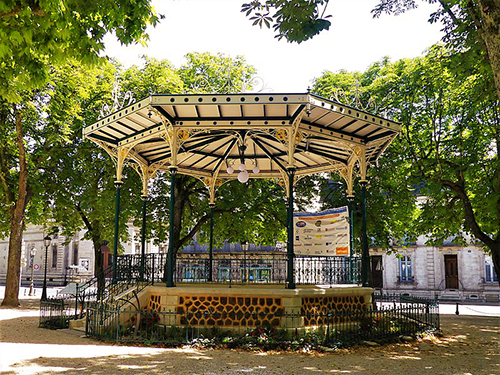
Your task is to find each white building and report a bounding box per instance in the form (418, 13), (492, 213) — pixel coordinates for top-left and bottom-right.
(370, 235), (500, 302)
(0, 222), (161, 287)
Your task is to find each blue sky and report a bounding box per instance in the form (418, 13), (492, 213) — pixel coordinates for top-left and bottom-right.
(104, 0), (444, 92)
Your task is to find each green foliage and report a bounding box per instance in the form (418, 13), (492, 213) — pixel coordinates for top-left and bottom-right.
(178, 52), (256, 93)
(0, 0), (161, 102)
(312, 44), (500, 274)
(241, 0), (331, 43)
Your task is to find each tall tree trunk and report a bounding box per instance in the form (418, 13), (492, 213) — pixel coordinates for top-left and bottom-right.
(1, 110), (30, 307)
(490, 243), (500, 288)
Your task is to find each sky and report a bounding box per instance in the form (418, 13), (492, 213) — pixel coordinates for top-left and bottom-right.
(103, 0), (444, 93)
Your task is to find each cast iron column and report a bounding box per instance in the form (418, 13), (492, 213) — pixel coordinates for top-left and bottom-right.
(140, 195), (147, 282)
(347, 196), (354, 254)
(286, 168), (296, 289)
(360, 181), (369, 287)
(208, 203), (215, 282)
(112, 181), (123, 284)
(167, 168), (177, 287)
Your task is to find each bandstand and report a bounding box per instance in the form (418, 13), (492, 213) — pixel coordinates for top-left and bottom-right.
(81, 92), (400, 333)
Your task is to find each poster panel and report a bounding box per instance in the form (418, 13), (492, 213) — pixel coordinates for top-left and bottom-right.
(293, 206), (350, 256)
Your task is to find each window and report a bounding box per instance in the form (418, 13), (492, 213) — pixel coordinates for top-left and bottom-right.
(399, 255), (413, 282)
(485, 260), (498, 283)
(51, 244), (58, 268)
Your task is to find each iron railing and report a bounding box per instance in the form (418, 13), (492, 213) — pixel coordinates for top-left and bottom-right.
(86, 296), (439, 347)
(113, 254), (361, 286)
(39, 298), (76, 329)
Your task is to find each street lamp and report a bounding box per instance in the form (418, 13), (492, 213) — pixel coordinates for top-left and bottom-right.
(28, 247), (37, 296)
(41, 235), (51, 300)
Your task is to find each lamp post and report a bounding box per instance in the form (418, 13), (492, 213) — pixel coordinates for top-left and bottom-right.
(242, 241), (249, 283)
(28, 247), (37, 296)
(41, 235), (51, 300)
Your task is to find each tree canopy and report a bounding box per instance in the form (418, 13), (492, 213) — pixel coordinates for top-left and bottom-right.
(312, 44), (500, 284)
(0, 0), (160, 102)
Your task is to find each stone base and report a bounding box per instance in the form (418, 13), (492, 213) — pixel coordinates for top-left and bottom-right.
(133, 283), (372, 331)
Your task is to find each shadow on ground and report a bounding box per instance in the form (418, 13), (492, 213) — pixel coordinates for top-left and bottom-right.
(0, 310), (498, 374)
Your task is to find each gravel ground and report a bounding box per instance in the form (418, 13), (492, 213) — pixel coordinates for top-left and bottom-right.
(0, 298), (499, 375)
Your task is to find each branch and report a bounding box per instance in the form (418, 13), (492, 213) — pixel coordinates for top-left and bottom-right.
(178, 207), (230, 249)
(440, 178), (495, 247)
(0, 3), (44, 19)
(437, 0), (463, 27)
(75, 201), (94, 234)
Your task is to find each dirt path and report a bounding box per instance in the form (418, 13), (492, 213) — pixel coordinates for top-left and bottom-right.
(1, 299), (499, 374)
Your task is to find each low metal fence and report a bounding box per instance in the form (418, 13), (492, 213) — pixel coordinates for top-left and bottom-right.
(39, 297), (76, 329)
(86, 298), (439, 347)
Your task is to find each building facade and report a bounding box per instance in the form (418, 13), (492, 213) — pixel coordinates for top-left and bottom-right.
(370, 236), (500, 302)
(0, 223), (161, 287)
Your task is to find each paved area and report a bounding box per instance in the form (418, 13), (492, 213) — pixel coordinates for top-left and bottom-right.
(0, 292), (499, 374)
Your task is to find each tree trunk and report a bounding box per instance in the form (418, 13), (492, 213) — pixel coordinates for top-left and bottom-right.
(490, 242), (500, 288)
(91, 235), (105, 300)
(1, 110), (30, 307)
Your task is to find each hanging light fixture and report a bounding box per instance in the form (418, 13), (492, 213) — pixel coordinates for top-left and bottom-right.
(238, 170), (249, 183)
(252, 166), (260, 174)
(227, 166), (234, 174)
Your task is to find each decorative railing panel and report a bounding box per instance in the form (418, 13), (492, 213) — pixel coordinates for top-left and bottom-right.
(114, 254), (361, 286)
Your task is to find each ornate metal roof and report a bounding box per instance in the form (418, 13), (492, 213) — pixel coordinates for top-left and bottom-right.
(83, 92), (400, 196)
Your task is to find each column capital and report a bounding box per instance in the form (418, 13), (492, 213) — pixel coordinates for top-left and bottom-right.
(347, 195), (355, 201)
(209, 203), (216, 209)
(141, 194), (148, 200)
(169, 166), (178, 173)
(114, 181), (123, 188)
(359, 179), (368, 185)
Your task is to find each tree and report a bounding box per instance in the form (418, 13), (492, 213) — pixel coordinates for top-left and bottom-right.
(244, 1), (500, 104)
(312, 45), (500, 287)
(372, 0), (500, 103)
(44, 61), (144, 284)
(0, 0), (160, 102)
(242, 0), (331, 43)
(0, 63), (101, 306)
(0, 1), (160, 307)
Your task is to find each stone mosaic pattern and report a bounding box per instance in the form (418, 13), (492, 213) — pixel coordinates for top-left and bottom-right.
(177, 295), (283, 327)
(301, 295), (367, 326)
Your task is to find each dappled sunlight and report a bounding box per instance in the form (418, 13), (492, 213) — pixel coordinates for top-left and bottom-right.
(388, 355), (421, 360)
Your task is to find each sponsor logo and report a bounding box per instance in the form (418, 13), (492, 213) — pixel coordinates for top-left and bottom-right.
(314, 234), (323, 239)
(296, 220), (307, 228)
(336, 246), (349, 255)
(296, 236), (300, 241)
(314, 220), (322, 227)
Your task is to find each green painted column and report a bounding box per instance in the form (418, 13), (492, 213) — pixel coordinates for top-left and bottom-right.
(347, 196), (354, 254)
(112, 181), (123, 284)
(286, 168), (296, 289)
(140, 195), (147, 282)
(167, 168), (177, 287)
(360, 181), (369, 287)
(208, 203), (215, 282)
